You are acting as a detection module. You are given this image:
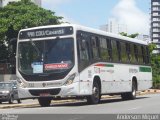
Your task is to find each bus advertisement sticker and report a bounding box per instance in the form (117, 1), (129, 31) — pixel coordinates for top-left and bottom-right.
(44, 63), (68, 70)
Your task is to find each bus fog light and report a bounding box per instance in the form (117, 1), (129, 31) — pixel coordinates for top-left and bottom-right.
(64, 73), (76, 85)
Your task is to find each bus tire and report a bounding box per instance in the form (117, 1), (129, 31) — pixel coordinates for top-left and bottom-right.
(121, 81), (137, 100)
(17, 99), (21, 104)
(38, 97), (51, 107)
(87, 81), (100, 104)
(9, 95), (14, 104)
(129, 81), (137, 99)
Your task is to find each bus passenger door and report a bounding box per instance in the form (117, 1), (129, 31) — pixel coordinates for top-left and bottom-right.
(77, 32), (92, 95)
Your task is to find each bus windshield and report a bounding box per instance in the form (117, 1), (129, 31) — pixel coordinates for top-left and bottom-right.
(18, 38), (74, 75)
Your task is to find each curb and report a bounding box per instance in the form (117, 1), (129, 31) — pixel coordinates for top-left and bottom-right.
(139, 89), (160, 95)
(0, 89), (159, 109)
(0, 103), (39, 109)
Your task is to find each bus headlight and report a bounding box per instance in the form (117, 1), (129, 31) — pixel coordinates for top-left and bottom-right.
(17, 78), (27, 88)
(17, 77), (22, 84)
(64, 73), (76, 85)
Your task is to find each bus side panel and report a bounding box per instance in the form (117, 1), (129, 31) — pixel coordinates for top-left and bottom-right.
(113, 64), (131, 93)
(100, 65), (113, 94)
(137, 66), (152, 91)
(79, 67), (93, 95)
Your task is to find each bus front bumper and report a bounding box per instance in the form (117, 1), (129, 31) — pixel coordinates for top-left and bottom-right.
(18, 82), (80, 99)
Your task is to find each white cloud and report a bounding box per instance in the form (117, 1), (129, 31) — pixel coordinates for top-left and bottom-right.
(111, 0), (149, 35)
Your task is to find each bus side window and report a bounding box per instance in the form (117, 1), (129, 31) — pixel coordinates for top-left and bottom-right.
(116, 41), (121, 62)
(130, 44), (136, 63)
(141, 46), (145, 64)
(107, 39), (112, 61)
(146, 47), (150, 64)
(79, 39), (89, 61)
(126, 43), (131, 62)
(77, 32), (91, 72)
(134, 45), (138, 63)
(112, 40), (119, 62)
(138, 45), (143, 64)
(121, 42), (127, 63)
(91, 36), (100, 59)
(125, 43), (131, 62)
(99, 37), (109, 61)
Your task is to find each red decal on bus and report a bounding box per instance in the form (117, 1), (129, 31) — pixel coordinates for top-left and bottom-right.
(44, 63), (68, 70)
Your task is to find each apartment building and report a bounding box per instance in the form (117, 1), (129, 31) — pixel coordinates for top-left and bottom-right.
(151, 0), (160, 53)
(100, 18), (127, 35)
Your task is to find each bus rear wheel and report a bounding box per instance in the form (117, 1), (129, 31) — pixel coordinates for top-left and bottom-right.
(38, 97), (51, 107)
(121, 81), (137, 100)
(87, 81), (100, 104)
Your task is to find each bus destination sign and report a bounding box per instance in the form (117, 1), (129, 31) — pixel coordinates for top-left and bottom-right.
(19, 26), (73, 39)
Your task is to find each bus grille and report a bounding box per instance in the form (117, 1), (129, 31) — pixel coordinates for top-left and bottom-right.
(29, 88), (61, 96)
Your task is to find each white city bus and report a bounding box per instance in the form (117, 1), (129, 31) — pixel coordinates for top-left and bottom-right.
(16, 24), (152, 107)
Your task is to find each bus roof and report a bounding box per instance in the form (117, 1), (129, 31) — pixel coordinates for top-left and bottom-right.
(19, 24), (148, 45)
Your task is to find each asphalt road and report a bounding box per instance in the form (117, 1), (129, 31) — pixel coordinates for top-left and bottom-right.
(0, 94), (160, 114)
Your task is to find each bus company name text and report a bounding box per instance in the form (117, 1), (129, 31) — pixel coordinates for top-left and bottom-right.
(27, 29), (65, 38)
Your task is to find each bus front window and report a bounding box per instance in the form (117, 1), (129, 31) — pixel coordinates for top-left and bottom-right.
(18, 38), (74, 75)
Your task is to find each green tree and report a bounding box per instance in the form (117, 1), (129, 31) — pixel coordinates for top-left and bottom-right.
(0, 0), (63, 73)
(149, 44), (160, 88)
(119, 32), (128, 37)
(119, 32), (139, 38)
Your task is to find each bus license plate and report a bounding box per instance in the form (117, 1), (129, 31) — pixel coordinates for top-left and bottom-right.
(40, 93), (50, 96)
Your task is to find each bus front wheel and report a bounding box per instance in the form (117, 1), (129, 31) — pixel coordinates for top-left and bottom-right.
(87, 81), (100, 104)
(9, 95), (14, 104)
(38, 97), (51, 107)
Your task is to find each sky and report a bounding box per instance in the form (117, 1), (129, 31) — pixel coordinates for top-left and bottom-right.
(42, 0), (150, 35)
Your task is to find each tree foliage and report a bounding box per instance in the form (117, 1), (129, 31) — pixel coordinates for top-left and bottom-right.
(119, 32), (139, 38)
(149, 43), (160, 88)
(0, 0), (63, 62)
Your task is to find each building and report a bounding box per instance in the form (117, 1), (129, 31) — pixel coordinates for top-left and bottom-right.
(1, 0), (41, 7)
(99, 24), (108, 32)
(136, 34), (151, 43)
(0, 0), (2, 7)
(100, 18), (127, 35)
(151, 0), (160, 53)
(100, 18), (150, 42)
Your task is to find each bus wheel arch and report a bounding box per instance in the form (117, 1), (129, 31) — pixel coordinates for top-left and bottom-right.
(86, 76), (101, 104)
(121, 76), (138, 100)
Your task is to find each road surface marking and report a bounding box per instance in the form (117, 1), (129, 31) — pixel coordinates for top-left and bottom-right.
(128, 107), (141, 111)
